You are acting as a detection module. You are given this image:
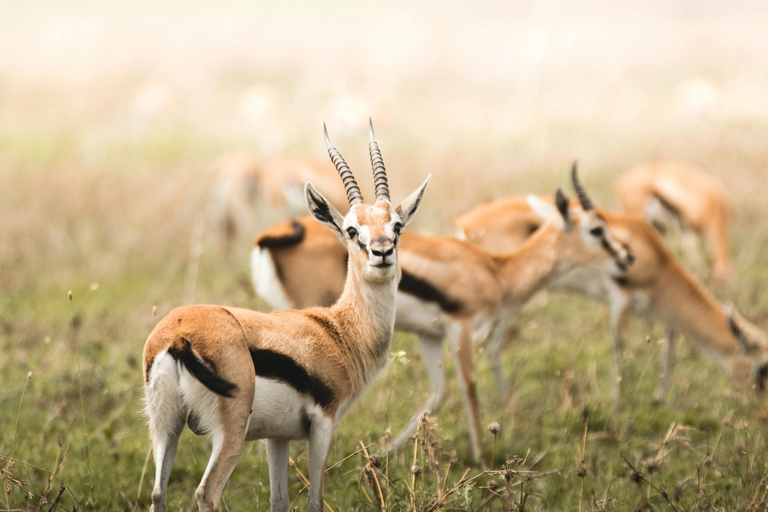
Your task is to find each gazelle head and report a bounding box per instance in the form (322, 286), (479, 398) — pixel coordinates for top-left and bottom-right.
(305, 120), (431, 283)
(725, 305), (768, 393)
(527, 163), (635, 278)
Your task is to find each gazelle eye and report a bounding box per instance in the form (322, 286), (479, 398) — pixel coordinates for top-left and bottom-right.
(590, 226), (604, 237)
(393, 223), (403, 235)
(347, 227), (358, 239)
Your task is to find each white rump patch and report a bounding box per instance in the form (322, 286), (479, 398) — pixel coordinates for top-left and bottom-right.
(250, 246), (294, 311)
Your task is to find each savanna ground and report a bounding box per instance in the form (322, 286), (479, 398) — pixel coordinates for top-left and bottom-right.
(3, 0), (768, 510)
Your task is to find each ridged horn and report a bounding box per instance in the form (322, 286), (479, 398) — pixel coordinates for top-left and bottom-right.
(324, 123), (363, 206)
(368, 118), (390, 202)
(571, 161), (594, 211)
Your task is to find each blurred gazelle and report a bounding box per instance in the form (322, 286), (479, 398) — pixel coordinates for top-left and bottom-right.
(455, 188), (768, 404)
(252, 165), (634, 461)
(144, 122), (430, 512)
(614, 160), (733, 282)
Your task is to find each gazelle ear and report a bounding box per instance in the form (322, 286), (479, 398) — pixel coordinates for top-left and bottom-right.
(554, 187), (571, 225)
(527, 195), (558, 221)
(305, 182), (346, 244)
(395, 174), (431, 227)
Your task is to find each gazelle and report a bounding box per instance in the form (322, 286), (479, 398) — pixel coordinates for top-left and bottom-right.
(614, 160), (733, 282)
(209, 152), (348, 248)
(454, 192), (768, 405)
(252, 166), (633, 461)
(144, 122), (431, 512)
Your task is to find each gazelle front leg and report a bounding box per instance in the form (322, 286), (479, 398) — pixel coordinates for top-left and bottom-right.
(447, 320), (483, 462)
(653, 328), (677, 404)
(307, 415), (334, 512)
(266, 439), (290, 512)
(608, 288), (631, 408)
(390, 333), (448, 451)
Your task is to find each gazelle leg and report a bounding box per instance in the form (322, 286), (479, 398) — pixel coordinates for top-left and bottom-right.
(307, 415), (334, 512)
(266, 439), (290, 512)
(390, 333), (447, 451)
(150, 421), (184, 512)
(654, 328), (677, 404)
(448, 320), (483, 462)
(194, 398), (252, 512)
(608, 290), (631, 408)
(485, 316), (514, 399)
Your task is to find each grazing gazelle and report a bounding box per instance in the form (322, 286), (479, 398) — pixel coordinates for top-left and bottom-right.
(252, 166), (634, 461)
(209, 152), (348, 248)
(454, 191), (768, 404)
(144, 122), (431, 512)
(614, 160), (733, 282)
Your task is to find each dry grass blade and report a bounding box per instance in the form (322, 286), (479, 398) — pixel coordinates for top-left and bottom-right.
(621, 455), (678, 512)
(359, 440), (385, 511)
(288, 456), (335, 512)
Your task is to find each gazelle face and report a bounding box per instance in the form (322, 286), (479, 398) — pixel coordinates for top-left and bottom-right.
(527, 180), (635, 279)
(574, 208), (635, 278)
(343, 200), (403, 281)
(305, 120), (430, 283)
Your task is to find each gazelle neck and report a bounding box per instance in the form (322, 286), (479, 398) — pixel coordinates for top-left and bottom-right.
(492, 221), (564, 305)
(653, 258), (736, 367)
(330, 257), (399, 388)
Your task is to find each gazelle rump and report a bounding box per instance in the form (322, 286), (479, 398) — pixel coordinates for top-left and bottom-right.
(144, 121), (430, 512)
(454, 191), (768, 404)
(251, 165), (633, 461)
(614, 160), (733, 282)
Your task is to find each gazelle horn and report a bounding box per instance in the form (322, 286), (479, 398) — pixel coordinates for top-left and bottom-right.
(571, 161), (594, 211)
(324, 123), (364, 206)
(368, 118), (390, 202)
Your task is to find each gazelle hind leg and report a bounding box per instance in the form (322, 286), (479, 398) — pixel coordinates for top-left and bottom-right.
(307, 415), (334, 512)
(485, 316), (515, 399)
(194, 391), (254, 512)
(653, 328), (677, 404)
(390, 333), (447, 451)
(266, 439), (290, 512)
(146, 353), (186, 512)
(448, 320), (483, 463)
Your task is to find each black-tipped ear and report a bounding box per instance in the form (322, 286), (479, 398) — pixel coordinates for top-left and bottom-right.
(305, 182), (346, 244)
(554, 187), (570, 225)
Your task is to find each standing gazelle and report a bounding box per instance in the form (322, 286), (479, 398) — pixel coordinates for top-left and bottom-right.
(252, 165), (634, 461)
(144, 121), (430, 512)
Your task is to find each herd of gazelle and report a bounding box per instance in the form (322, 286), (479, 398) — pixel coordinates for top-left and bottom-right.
(144, 122), (768, 511)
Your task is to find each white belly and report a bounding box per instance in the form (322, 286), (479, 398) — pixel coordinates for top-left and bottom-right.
(395, 291), (446, 337)
(245, 377), (318, 440)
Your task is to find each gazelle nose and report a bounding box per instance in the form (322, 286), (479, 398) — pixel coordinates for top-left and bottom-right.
(371, 247), (394, 258)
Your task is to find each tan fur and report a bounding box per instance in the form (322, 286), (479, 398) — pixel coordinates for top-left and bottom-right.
(253, 199), (631, 460)
(147, 129), (430, 512)
(614, 161), (733, 282)
(454, 198), (768, 396)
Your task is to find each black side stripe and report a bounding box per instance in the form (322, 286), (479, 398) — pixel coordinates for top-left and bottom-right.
(256, 220), (306, 249)
(168, 338), (239, 398)
(399, 269), (463, 314)
(249, 348), (335, 409)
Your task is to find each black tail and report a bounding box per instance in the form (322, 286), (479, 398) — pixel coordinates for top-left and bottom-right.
(256, 219), (306, 249)
(168, 338), (238, 398)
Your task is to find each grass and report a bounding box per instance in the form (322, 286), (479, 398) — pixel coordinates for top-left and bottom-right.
(3, 0), (768, 509)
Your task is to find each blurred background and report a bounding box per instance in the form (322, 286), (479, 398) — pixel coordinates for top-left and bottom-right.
(4, 0), (768, 297)
(3, 0), (768, 509)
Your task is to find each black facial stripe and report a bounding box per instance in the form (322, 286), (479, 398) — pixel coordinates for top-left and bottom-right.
(249, 348), (335, 409)
(399, 269), (463, 314)
(357, 240), (367, 252)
